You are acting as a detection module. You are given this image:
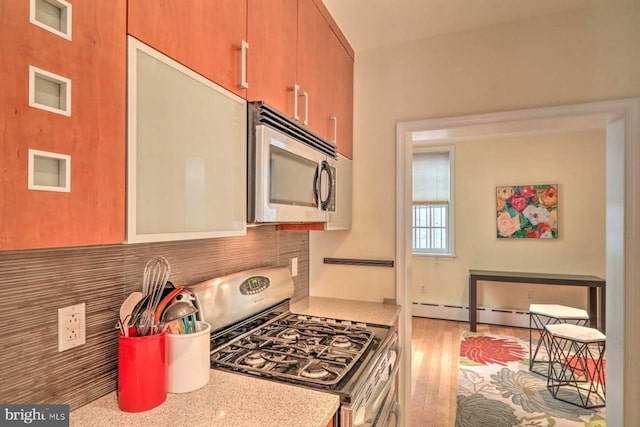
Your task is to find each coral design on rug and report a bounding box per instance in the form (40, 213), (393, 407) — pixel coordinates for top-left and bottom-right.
(455, 332), (606, 427)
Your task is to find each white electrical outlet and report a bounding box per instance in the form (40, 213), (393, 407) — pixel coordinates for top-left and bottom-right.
(420, 285), (426, 293)
(58, 303), (86, 352)
(291, 257), (298, 277)
(527, 291), (533, 301)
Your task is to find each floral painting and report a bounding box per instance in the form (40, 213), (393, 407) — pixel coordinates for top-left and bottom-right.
(496, 184), (558, 239)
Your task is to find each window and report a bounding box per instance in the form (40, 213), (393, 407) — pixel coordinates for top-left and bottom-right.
(412, 148), (453, 255)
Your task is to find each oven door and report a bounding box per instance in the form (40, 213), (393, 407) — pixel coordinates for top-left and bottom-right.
(254, 124), (331, 223)
(340, 332), (400, 427)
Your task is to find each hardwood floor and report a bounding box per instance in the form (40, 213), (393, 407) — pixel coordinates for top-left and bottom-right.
(410, 317), (530, 427)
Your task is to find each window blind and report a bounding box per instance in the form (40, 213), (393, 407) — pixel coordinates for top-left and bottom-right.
(412, 151), (450, 203)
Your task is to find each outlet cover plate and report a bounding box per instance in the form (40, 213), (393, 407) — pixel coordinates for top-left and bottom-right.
(58, 303), (86, 352)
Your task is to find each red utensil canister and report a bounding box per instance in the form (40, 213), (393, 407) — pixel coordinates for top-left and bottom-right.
(117, 331), (167, 412)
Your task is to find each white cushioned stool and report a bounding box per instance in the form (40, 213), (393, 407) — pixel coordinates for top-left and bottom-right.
(545, 323), (606, 409)
(529, 304), (589, 378)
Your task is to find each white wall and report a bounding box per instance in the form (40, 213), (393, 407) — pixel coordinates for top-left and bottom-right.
(309, 2), (640, 302)
(413, 130), (606, 310)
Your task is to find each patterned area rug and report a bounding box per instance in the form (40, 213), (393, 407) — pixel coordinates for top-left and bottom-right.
(455, 332), (606, 427)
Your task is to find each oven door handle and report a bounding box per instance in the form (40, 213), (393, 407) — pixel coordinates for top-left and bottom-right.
(370, 353), (402, 426)
(391, 402), (401, 427)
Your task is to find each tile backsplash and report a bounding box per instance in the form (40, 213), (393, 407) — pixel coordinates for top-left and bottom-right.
(0, 226), (308, 409)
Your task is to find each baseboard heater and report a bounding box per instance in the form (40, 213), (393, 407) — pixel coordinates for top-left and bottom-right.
(323, 258), (394, 267)
(412, 302), (531, 328)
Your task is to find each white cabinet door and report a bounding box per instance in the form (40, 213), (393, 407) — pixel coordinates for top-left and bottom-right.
(326, 154), (352, 230)
(127, 37), (246, 243)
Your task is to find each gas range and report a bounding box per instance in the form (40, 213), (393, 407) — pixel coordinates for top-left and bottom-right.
(187, 267), (400, 426)
(211, 311), (376, 388)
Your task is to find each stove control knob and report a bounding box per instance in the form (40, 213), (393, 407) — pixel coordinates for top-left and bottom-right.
(327, 319), (336, 325)
(356, 322), (367, 329)
(341, 320), (352, 326)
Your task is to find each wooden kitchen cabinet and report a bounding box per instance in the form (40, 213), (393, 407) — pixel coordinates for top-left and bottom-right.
(297, 0), (354, 158)
(297, 0), (334, 141)
(0, 0), (126, 250)
(246, 0), (354, 157)
(247, 0), (298, 117)
(128, 0), (248, 98)
(327, 36), (354, 159)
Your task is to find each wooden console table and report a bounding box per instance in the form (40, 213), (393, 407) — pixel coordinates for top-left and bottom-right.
(468, 270), (606, 333)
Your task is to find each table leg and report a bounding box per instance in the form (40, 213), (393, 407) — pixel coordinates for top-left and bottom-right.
(588, 286), (598, 330)
(600, 286), (606, 334)
(469, 276), (477, 332)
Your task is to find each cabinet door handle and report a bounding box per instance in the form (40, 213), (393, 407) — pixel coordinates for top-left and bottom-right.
(293, 84), (300, 121)
(301, 91), (309, 126)
(330, 116), (338, 145)
(240, 40), (249, 89)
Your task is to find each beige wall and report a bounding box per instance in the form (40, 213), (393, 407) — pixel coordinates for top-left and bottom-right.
(412, 131), (606, 310)
(309, 2), (640, 302)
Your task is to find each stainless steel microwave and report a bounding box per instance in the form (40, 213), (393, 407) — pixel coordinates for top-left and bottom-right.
(248, 102), (337, 223)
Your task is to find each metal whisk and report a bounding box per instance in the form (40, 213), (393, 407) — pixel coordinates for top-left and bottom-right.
(137, 256), (171, 336)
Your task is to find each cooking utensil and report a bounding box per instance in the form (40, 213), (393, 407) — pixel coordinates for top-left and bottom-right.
(119, 292), (144, 337)
(190, 314), (197, 334)
(161, 300), (198, 323)
(138, 256), (171, 336)
(153, 286), (184, 324)
(130, 294), (149, 328)
(116, 314), (131, 336)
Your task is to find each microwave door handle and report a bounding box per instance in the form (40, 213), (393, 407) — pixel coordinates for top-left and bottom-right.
(313, 163), (320, 208)
(320, 161), (334, 211)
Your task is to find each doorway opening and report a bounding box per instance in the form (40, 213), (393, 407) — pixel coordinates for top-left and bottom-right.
(395, 99), (640, 426)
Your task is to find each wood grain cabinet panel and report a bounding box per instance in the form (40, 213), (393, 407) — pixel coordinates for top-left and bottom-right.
(296, 0), (353, 157)
(247, 0), (298, 116)
(328, 36), (354, 159)
(297, 0), (335, 141)
(0, 0), (126, 250)
(128, 0), (248, 97)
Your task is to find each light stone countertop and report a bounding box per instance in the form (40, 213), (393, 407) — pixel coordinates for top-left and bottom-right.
(290, 296), (401, 326)
(70, 370), (339, 427)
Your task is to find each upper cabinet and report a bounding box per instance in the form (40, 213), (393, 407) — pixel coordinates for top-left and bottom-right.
(0, 0), (126, 250)
(298, 0), (354, 159)
(247, 0), (298, 117)
(296, 0), (334, 142)
(128, 0), (248, 98)
(328, 35), (354, 160)
(127, 38), (246, 243)
(247, 0), (354, 159)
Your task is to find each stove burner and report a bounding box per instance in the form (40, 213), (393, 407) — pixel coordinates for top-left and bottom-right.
(301, 362), (330, 379)
(244, 352), (266, 367)
(263, 352), (299, 365)
(331, 335), (353, 349)
(280, 328), (300, 340)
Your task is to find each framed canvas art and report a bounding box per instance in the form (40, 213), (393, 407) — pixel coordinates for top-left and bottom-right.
(496, 184), (558, 239)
